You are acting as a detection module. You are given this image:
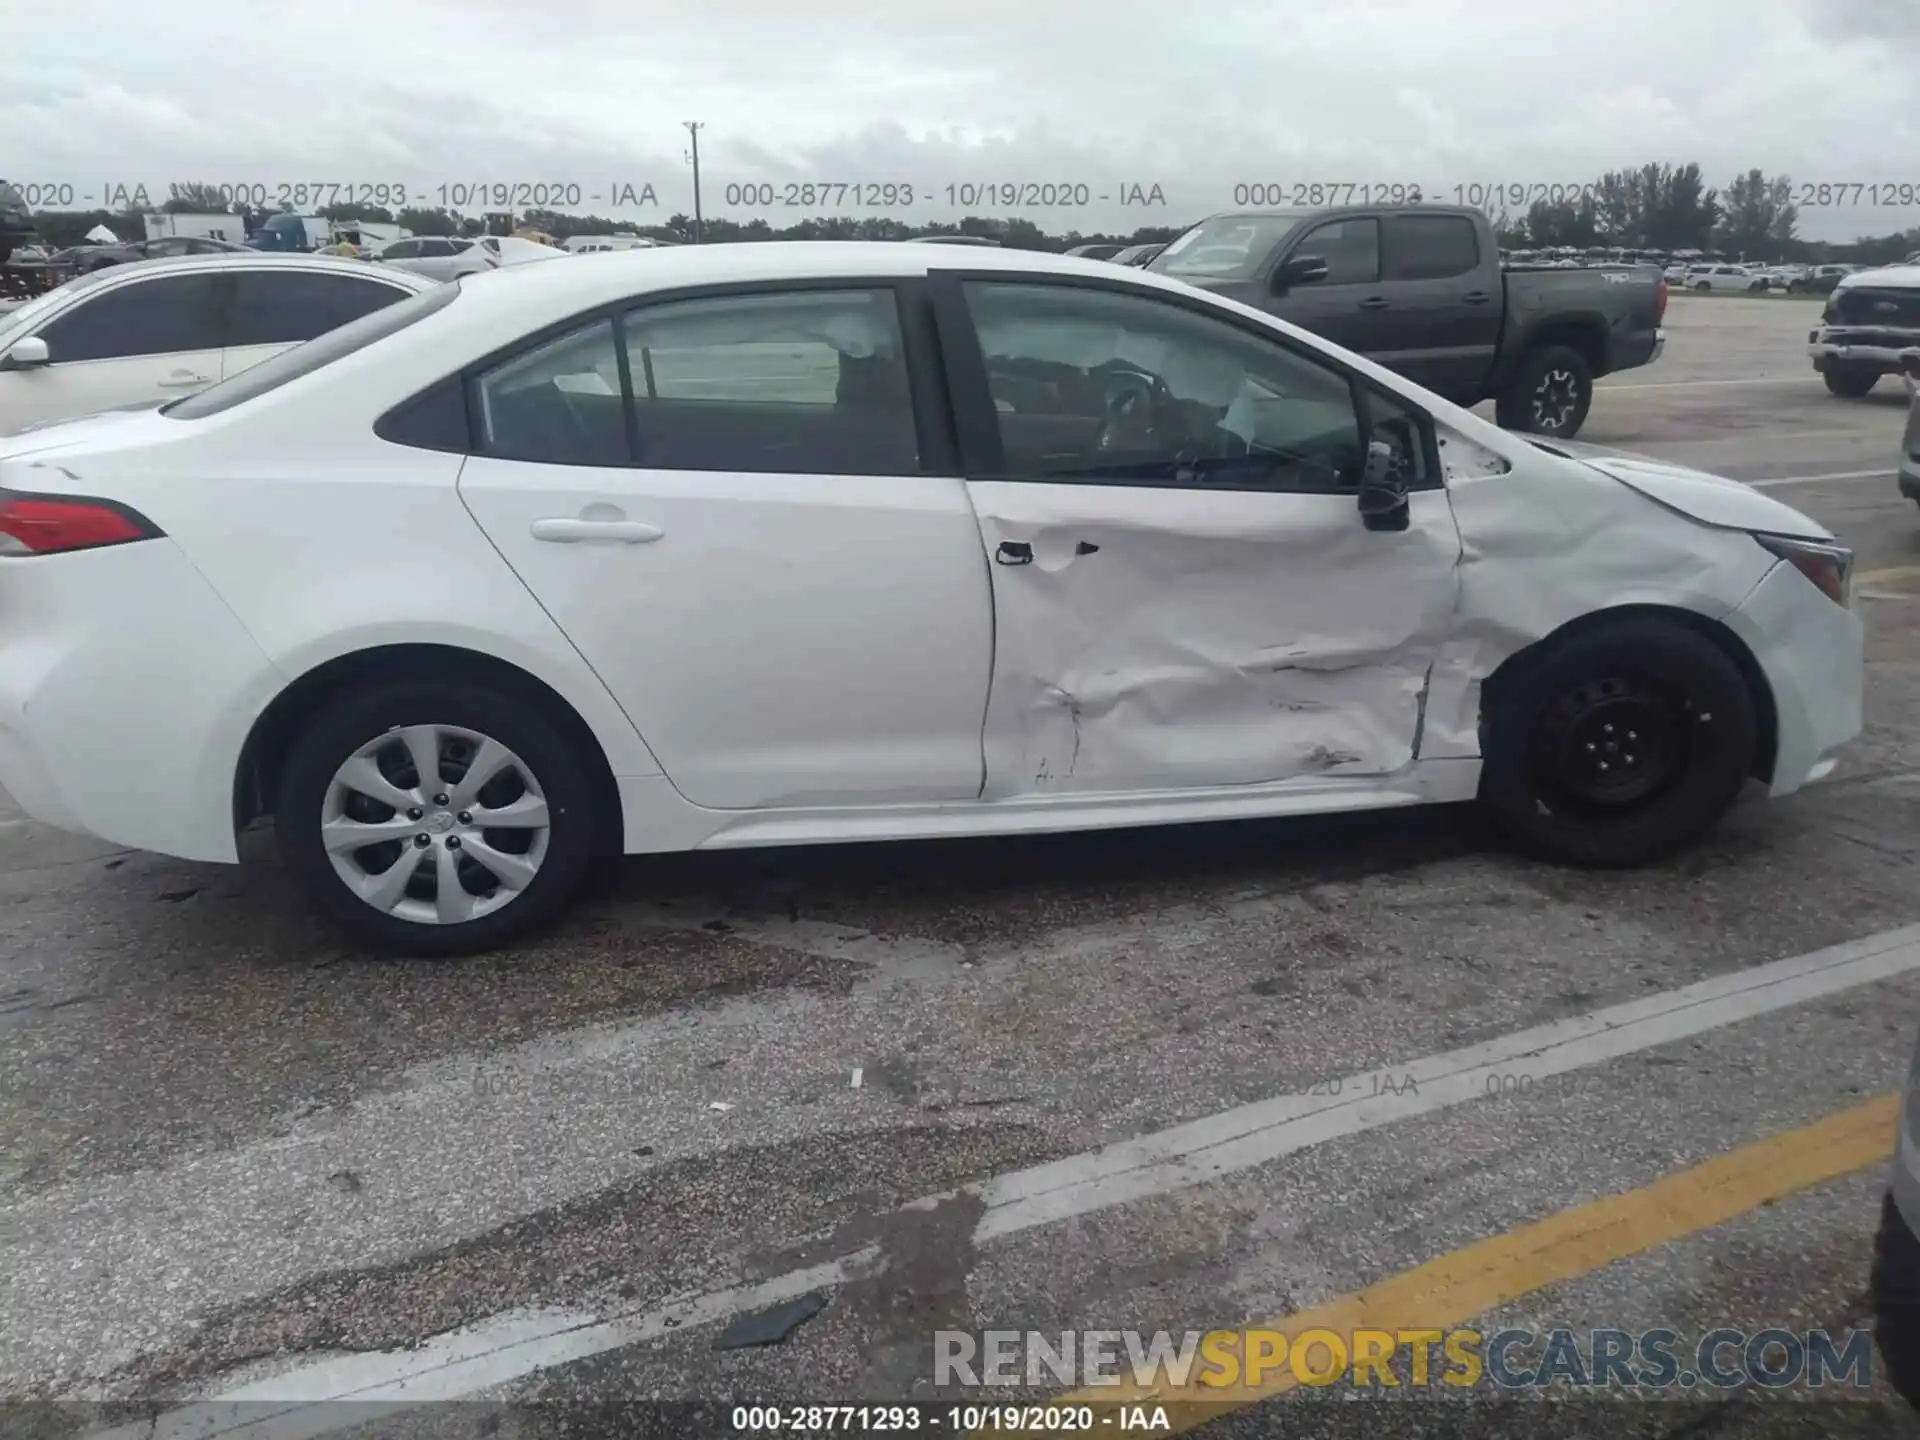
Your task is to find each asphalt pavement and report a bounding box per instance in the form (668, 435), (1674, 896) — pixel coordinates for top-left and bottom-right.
(3, 293), (1920, 1440)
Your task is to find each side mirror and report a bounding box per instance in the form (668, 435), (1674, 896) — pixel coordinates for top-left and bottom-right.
(1357, 439), (1409, 532)
(1274, 255), (1330, 292)
(1, 336), (50, 371)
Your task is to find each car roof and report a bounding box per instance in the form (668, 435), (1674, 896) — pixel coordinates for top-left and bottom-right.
(84, 252), (439, 287)
(444, 240), (1195, 315)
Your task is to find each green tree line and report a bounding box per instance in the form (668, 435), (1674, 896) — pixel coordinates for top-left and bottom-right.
(22, 165), (1920, 264)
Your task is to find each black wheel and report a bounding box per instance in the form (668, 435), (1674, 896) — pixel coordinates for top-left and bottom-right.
(1495, 343), (1594, 439)
(1824, 365), (1880, 398)
(276, 675), (606, 956)
(1873, 1192), (1920, 1409)
(1480, 616), (1756, 867)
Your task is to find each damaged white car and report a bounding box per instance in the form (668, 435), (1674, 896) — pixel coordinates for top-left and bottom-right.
(0, 244), (1862, 954)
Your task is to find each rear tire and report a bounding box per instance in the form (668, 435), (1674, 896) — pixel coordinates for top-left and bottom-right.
(1823, 366), (1880, 398)
(276, 676), (605, 956)
(1495, 343), (1594, 439)
(1480, 616), (1756, 868)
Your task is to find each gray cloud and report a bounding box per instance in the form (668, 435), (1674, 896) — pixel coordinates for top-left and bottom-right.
(3, 0), (1916, 240)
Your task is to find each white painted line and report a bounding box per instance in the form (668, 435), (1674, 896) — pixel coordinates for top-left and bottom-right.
(1599, 377), (1813, 391)
(102, 920), (1920, 1434)
(87, 1253), (876, 1440)
(1748, 469), (1896, 489)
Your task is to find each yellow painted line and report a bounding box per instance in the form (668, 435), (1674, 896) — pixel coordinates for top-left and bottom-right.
(1011, 1094), (1899, 1435)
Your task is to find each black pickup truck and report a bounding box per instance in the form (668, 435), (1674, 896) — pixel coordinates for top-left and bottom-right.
(1147, 204), (1666, 438)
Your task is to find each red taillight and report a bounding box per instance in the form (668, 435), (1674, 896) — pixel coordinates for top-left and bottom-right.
(1655, 277), (1669, 324)
(0, 491), (161, 556)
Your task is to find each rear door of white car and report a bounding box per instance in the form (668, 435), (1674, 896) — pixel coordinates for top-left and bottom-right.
(456, 279), (997, 810)
(219, 267), (421, 378)
(0, 269), (226, 432)
(929, 270), (1463, 799)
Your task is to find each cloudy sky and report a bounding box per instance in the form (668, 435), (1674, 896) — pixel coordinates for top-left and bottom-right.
(4, 0), (1914, 241)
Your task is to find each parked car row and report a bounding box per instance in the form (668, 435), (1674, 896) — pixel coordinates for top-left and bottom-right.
(1062, 242), (1167, 267)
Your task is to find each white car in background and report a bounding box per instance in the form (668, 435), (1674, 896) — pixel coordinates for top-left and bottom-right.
(0, 253), (433, 434)
(0, 243), (1862, 955)
(374, 234), (562, 282)
(1685, 264), (1767, 292)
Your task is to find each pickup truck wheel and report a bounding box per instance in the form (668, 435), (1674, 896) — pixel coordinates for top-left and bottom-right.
(1495, 344), (1593, 439)
(1480, 616), (1756, 868)
(1873, 1192), (1920, 1410)
(1823, 365), (1879, 398)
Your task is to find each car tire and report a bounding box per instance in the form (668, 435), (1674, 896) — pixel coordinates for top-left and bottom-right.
(276, 675), (606, 956)
(1479, 615), (1756, 868)
(1823, 366), (1880, 398)
(1495, 343), (1594, 439)
(1873, 1192), (1920, 1409)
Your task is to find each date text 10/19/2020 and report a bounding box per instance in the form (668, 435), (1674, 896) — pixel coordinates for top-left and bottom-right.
(16, 181), (1169, 214)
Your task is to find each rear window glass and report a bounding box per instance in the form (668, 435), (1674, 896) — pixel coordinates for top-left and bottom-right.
(163, 281), (457, 420)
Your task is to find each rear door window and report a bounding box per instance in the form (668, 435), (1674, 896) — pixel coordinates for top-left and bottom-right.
(35, 273), (226, 362)
(224, 270), (413, 346)
(622, 288), (920, 475)
(164, 281), (460, 418)
(1383, 215), (1482, 281)
(473, 318), (631, 467)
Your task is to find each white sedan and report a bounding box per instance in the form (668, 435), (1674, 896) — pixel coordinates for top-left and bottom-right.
(0, 244), (1863, 954)
(373, 233), (562, 282)
(0, 253), (435, 434)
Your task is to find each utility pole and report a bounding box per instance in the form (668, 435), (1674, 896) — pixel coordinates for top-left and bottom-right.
(683, 122), (705, 244)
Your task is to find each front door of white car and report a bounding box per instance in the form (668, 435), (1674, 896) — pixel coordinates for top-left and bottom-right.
(218, 268), (421, 379)
(456, 283), (998, 811)
(0, 270), (224, 433)
(931, 274), (1463, 799)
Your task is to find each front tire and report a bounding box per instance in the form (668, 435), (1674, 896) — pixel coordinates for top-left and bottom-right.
(1823, 365), (1880, 398)
(1873, 1192), (1920, 1409)
(1480, 616), (1757, 868)
(276, 676), (605, 955)
(1495, 343), (1594, 439)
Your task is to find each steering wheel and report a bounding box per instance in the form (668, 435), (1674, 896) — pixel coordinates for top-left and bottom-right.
(1092, 368), (1175, 455)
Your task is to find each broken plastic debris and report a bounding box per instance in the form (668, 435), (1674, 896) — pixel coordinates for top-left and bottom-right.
(851, 1067), (864, 1089)
(707, 1102), (734, 1113)
(712, 1291), (830, 1350)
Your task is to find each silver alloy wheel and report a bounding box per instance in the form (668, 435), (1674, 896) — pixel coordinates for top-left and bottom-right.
(1532, 368), (1580, 432)
(321, 724), (551, 926)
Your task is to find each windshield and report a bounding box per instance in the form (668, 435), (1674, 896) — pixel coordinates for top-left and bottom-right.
(1149, 213), (1307, 280)
(0, 269), (114, 348)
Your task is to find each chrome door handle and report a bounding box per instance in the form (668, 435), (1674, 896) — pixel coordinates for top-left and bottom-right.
(158, 372), (214, 387)
(530, 518), (664, 544)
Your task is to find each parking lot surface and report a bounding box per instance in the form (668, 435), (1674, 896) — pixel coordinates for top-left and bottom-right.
(4, 294), (1920, 1437)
